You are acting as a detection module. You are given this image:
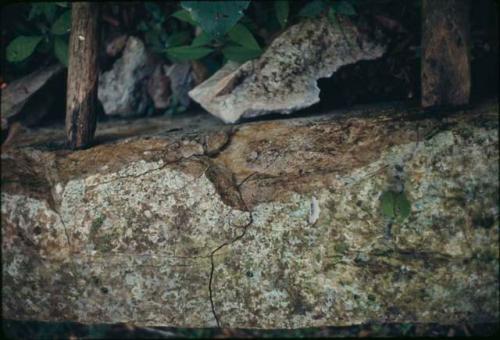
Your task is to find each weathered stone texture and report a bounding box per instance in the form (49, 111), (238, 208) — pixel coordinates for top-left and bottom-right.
(189, 16), (386, 123)
(1, 102), (498, 328)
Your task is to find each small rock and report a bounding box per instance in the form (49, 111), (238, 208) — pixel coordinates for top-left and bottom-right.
(248, 151), (259, 162)
(147, 64), (171, 110)
(164, 62), (194, 108)
(189, 17), (386, 123)
(105, 34), (129, 57)
(203, 130), (229, 156)
(190, 60), (209, 85)
(98, 36), (155, 117)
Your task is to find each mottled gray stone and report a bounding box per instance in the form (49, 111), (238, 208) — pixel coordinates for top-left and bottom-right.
(1, 102), (498, 328)
(147, 63), (171, 110)
(165, 62), (195, 108)
(98, 37), (154, 117)
(189, 17), (386, 123)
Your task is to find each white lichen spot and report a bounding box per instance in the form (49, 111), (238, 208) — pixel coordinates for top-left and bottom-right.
(6, 255), (23, 277)
(308, 196), (320, 225)
(55, 183), (63, 195)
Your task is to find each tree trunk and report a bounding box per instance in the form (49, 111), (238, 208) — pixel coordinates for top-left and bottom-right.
(421, 0), (471, 108)
(2, 101), (498, 328)
(65, 3), (99, 150)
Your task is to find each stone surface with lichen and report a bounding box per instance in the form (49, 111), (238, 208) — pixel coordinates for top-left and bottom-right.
(189, 16), (386, 123)
(1, 101), (498, 328)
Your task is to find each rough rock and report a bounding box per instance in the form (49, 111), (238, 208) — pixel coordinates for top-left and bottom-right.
(105, 34), (129, 58)
(1, 101), (498, 328)
(98, 37), (154, 117)
(147, 64), (171, 110)
(189, 17), (386, 123)
(164, 62), (195, 108)
(1, 63), (64, 126)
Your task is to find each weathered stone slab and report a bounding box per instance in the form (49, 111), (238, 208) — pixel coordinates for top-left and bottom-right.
(1, 101), (498, 328)
(189, 17), (386, 123)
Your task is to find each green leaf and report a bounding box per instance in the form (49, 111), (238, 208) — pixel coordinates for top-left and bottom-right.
(181, 1), (250, 38)
(6, 35), (43, 62)
(222, 45), (261, 63)
(145, 2), (161, 15)
(328, 7), (339, 27)
(298, 0), (327, 17)
(28, 3), (62, 23)
(333, 0), (357, 16)
(380, 191), (396, 219)
(137, 21), (148, 32)
(28, 4), (43, 20)
(171, 9), (197, 26)
(395, 192), (411, 221)
(380, 190), (411, 221)
(166, 46), (213, 61)
(145, 30), (162, 50)
(228, 23), (260, 50)
(51, 10), (71, 35)
(166, 31), (191, 48)
(275, 0), (289, 28)
(42, 3), (57, 22)
(54, 37), (68, 66)
(191, 31), (212, 47)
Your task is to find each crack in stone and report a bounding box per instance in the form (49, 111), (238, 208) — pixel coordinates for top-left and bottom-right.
(208, 214), (252, 328)
(208, 175), (253, 328)
(85, 154), (205, 189)
(203, 127), (238, 158)
(54, 208), (72, 249)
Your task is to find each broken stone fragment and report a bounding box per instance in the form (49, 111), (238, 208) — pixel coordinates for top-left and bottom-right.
(147, 63), (171, 110)
(189, 16), (386, 123)
(105, 34), (129, 57)
(98, 36), (155, 117)
(1, 63), (64, 123)
(164, 62), (195, 109)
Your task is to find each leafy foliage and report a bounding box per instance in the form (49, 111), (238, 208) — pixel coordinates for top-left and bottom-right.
(6, 36), (44, 62)
(4, 1), (358, 77)
(333, 1), (357, 16)
(298, 0), (328, 17)
(171, 9), (197, 26)
(50, 10), (71, 35)
(166, 46), (213, 62)
(180, 1), (250, 38)
(167, 1), (262, 63)
(380, 190), (411, 222)
(222, 45), (261, 63)
(274, 0), (289, 29)
(5, 2), (70, 66)
(53, 37), (69, 66)
(298, 0), (357, 20)
(227, 23), (260, 50)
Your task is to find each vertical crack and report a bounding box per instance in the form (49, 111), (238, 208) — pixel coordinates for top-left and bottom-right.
(208, 242), (227, 328)
(208, 182), (253, 328)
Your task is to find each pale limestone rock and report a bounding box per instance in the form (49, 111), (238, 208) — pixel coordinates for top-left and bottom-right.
(189, 17), (386, 123)
(1, 102), (498, 328)
(98, 37), (154, 117)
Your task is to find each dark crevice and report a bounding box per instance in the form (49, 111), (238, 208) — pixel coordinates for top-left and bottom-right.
(203, 126), (238, 158)
(208, 175), (254, 328)
(208, 214), (252, 328)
